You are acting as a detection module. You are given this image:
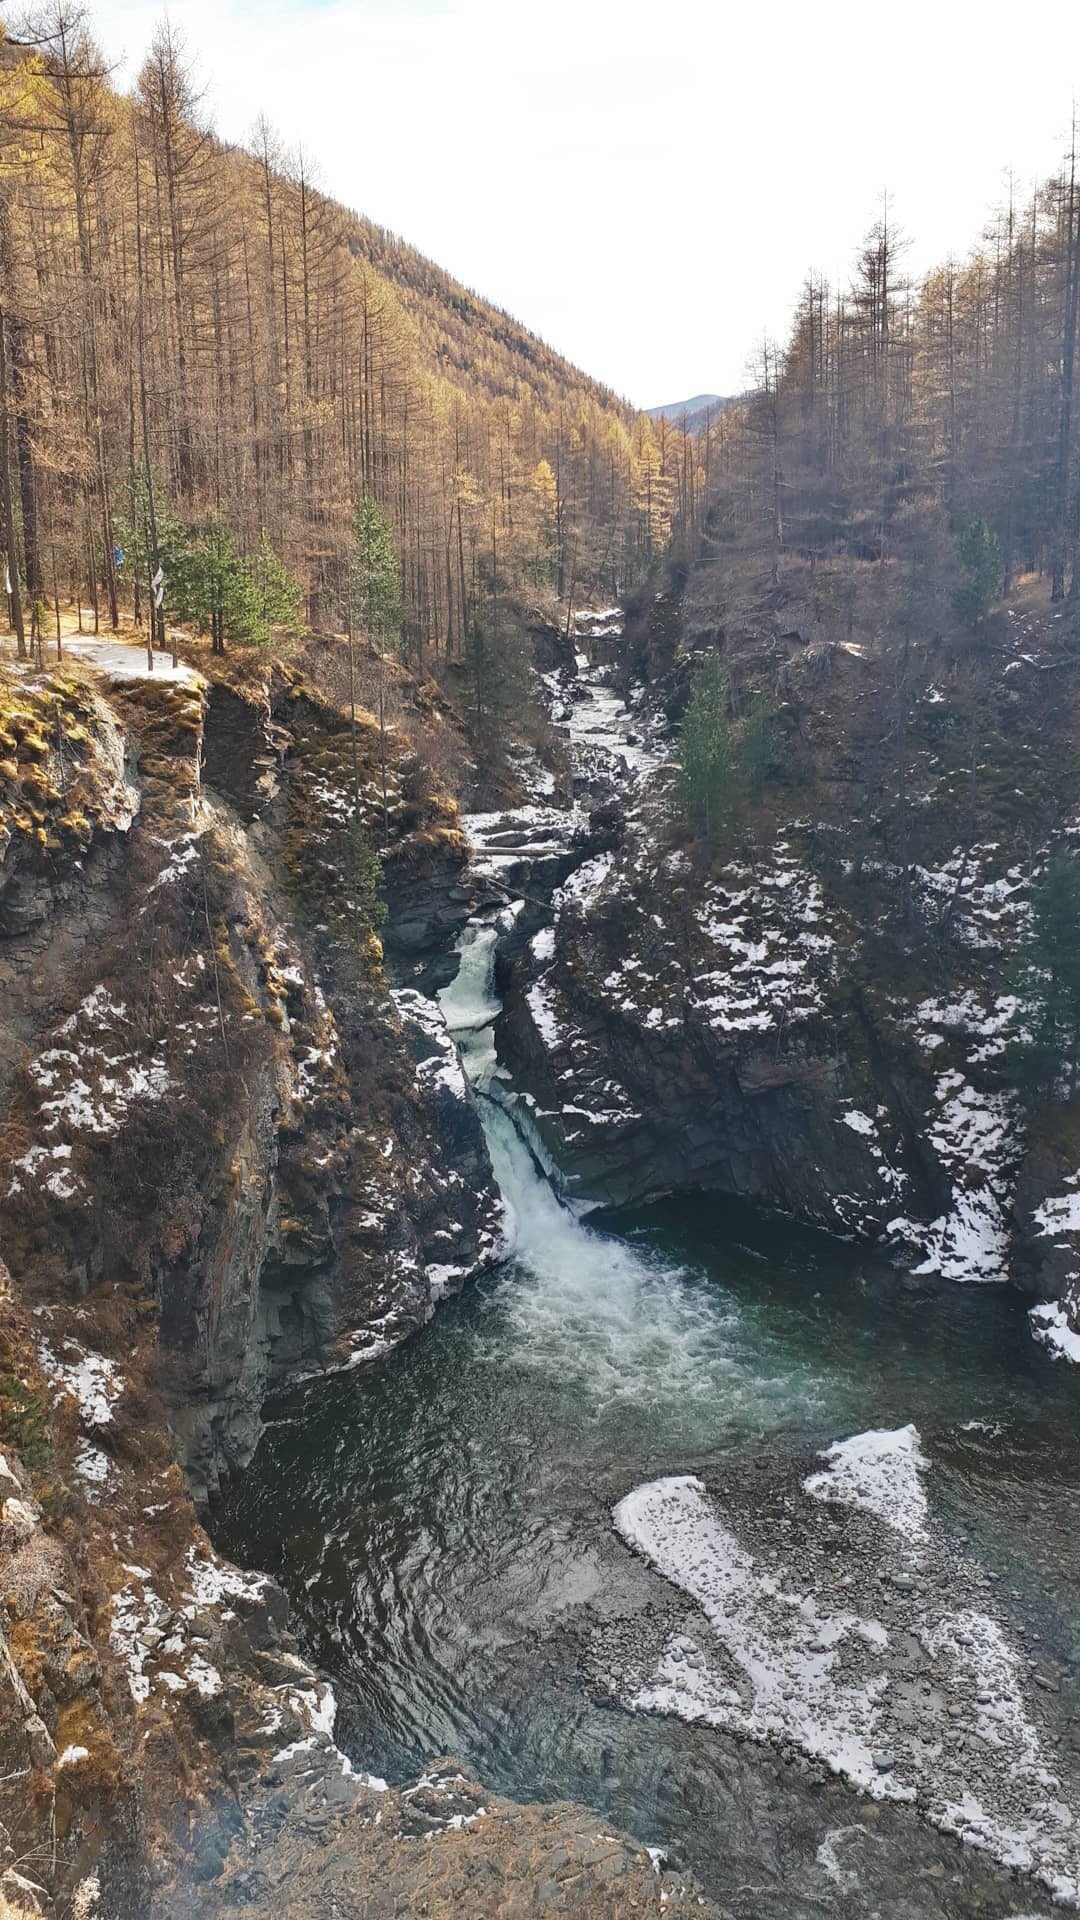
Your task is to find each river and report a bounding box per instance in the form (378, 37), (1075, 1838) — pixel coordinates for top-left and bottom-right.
(216, 902), (1080, 1919)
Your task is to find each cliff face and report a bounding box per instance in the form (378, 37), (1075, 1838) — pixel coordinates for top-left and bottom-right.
(0, 650), (502, 1504)
(0, 636), (728, 1920)
(490, 591), (1080, 1362)
(0, 642), (495, 1914)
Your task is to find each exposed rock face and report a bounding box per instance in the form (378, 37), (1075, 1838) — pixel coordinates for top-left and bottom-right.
(488, 602), (1080, 1363)
(0, 657), (501, 1505)
(162, 1758), (719, 1919)
(0, 651), (490, 1903)
(0, 646), (714, 1919)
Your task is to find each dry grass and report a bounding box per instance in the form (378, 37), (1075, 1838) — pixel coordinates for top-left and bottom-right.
(0, 1895), (44, 1919)
(2, 1532), (65, 1616)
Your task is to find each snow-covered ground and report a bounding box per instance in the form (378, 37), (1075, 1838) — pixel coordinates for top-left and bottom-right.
(63, 635), (201, 684)
(804, 1425), (928, 1544)
(611, 1430), (1080, 1905)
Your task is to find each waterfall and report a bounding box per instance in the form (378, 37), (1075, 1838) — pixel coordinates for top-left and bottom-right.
(437, 917), (744, 1411)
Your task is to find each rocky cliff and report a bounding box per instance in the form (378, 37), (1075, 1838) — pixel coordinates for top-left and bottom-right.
(0, 639), (719, 1918)
(0, 647), (502, 1500)
(487, 587), (1080, 1367)
(5, 566), (1080, 1916)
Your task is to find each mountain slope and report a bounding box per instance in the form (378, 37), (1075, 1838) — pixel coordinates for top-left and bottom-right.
(0, 17), (696, 656)
(647, 393), (735, 427)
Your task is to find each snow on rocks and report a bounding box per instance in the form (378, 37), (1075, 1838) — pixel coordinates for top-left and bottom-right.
(911, 848), (1031, 952)
(1021, 1179), (1080, 1363)
(1029, 1301), (1080, 1363)
(926, 1073), (1015, 1181)
(910, 990), (1026, 1066)
(109, 1546), (273, 1707)
(832, 1107), (906, 1201)
(270, 1677), (387, 1790)
(804, 1425), (928, 1544)
(887, 1070), (1020, 1284)
(461, 803), (580, 886)
(1032, 1180), (1080, 1238)
(610, 1452), (1080, 1903)
(391, 987), (468, 1102)
(526, 977), (564, 1050)
(183, 1546), (269, 1619)
(554, 850), (616, 915)
(110, 1568), (176, 1704)
(690, 843), (838, 1036)
(37, 1338), (122, 1426)
(7, 1141), (80, 1202)
(891, 1187), (1012, 1285)
(75, 1440), (113, 1497)
(26, 986), (171, 1141)
(151, 829), (201, 888)
(289, 982), (343, 1108)
(612, 1474), (900, 1798)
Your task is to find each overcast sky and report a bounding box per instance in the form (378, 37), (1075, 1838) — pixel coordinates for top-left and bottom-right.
(86, 0), (1078, 409)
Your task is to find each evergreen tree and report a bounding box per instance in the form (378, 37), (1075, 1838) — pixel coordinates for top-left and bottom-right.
(678, 657), (735, 841)
(350, 492), (401, 648)
(677, 658), (773, 841)
(462, 613), (528, 756)
(1009, 848), (1080, 1098)
(116, 467), (195, 629)
(951, 515), (1001, 629)
(189, 515), (260, 654)
(249, 530), (303, 645)
(337, 816), (386, 957)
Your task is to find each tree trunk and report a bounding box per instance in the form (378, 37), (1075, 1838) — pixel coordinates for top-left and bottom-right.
(0, 311), (26, 660)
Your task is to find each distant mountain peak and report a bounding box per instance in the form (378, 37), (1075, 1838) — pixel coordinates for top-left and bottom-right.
(646, 393), (736, 427)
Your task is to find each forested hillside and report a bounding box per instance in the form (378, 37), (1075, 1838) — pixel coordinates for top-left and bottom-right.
(0, 7), (697, 665)
(676, 173), (1080, 610)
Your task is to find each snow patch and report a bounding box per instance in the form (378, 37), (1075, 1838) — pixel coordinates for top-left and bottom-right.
(613, 1475), (898, 1797)
(1029, 1301), (1080, 1364)
(37, 1340), (122, 1427)
(804, 1426), (928, 1543)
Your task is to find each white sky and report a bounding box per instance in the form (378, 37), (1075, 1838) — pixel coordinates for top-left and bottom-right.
(86, 0), (1079, 409)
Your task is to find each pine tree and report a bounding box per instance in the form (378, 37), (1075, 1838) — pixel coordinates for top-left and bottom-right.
(1009, 849), (1080, 1098)
(678, 658), (736, 841)
(189, 515), (259, 653)
(338, 815), (386, 937)
(249, 530), (303, 645)
(677, 659), (772, 842)
(350, 492), (401, 648)
(116, 469), (195, 633)
(951, 515), (1001, 629)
